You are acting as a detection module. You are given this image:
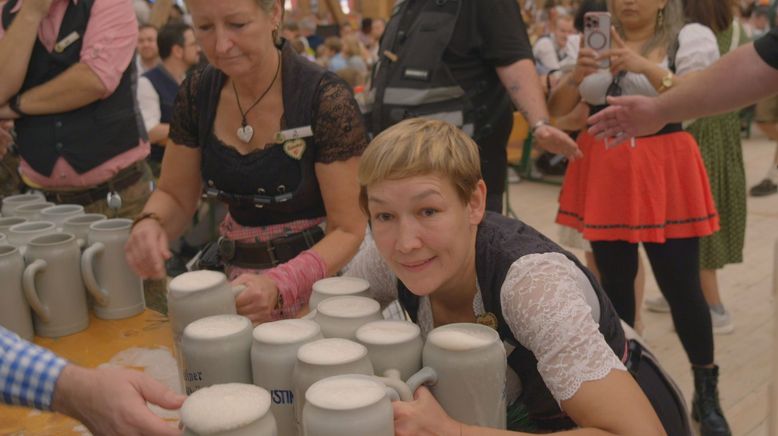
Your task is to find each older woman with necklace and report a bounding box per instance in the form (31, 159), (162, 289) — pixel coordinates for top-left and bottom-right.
(125, 0), (368, 324)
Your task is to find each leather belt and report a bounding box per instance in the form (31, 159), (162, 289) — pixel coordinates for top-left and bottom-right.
(218, 226), (325, 269)
(43, 161), (146, 206)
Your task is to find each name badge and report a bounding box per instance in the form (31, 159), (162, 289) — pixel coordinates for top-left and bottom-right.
(274, 126), (313, 144)
(54, 31), (81, 53)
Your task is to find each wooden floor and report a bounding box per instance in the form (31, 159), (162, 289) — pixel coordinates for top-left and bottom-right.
(505, 128), (778, 436)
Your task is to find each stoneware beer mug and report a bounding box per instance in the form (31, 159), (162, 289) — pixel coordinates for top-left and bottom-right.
(0, 244), (34, 340)
(182, 314), (254, 395)
(252, 319), (323, 436)
(412, 322), (507, 428)
(7, 221), (56, 252)
(62, 213), (107, 248)
(13, 202), (55, 221)
(0, 217), (26, 238)
(292, 338), (374, 431)
(313, 296), (382, 340)
(81, 218), (144, 320)
(22, 233), (89, 337)
(302, 374), (398, 436)
(167, 270), (243, 344)
(181, 383), (278, 436)
(1, 192), (45, 217)
(356, 320), (423, 381)
(39, 204), (85, 230)
(308, 276), (371, 310)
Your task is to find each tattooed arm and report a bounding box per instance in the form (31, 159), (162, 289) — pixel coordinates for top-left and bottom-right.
(496, 59), (582, 159)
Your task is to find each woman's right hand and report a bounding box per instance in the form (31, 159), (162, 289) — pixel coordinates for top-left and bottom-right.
(125, 218), (171, 279)
(573, 38), (601, 86)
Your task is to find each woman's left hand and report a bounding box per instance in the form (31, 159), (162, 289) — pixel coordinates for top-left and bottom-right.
(393, 386), (461, 436)
(231, 273), (279, 324)
(602, 28), (653, 75)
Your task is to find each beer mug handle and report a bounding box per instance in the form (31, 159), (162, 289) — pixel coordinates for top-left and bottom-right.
(372, 373), (413, 401)
(23, 259), (50, 323)
(231, 284), (246, 297)
(81, 242), (110, 306)
(301, 308), (317, 320)
(405, 367), (438, 394)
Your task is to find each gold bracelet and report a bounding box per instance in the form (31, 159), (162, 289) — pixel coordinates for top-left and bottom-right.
(131, 212), (162, 229)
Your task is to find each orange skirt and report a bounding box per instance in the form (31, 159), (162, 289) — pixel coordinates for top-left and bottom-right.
(556, 131), (719, 243)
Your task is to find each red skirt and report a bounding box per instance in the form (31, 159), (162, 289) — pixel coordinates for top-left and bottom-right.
(556, 131), (719, 243)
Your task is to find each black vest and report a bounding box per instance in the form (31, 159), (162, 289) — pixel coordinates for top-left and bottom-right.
(197, 41), (327, 226)
(2, 0), (145, 176)
(143, 65), (178, 160)
(398, 212), (626, 429)
(370, 0), (476, 137)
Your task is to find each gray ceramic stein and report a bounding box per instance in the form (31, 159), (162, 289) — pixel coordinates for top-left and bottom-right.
(40, 204), (85, 229)
(0, 245), (34, 340)
(292, 338), (374, 433)
(1, 193), (45, 217)
(308, 277), (371, 310)
(356, 320), (423, 381)
(181, 383), (278, 436)
(13, 202), (54, 221)
(182, 314), (254, 395)
(302, 374), (398, 436)
(22, 233), (89, 337)
(7, 221), (56, 253)
(63, 213), (107, 248)
(313, 296), (382, 340)
(252, 319), (323, 436)
(413, 323), (507, 428)
(81, 219), (145, 320)
(0, 217), (26, 238)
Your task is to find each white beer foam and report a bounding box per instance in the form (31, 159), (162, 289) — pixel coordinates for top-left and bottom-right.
(182, 383), (271, 434)
(298, 338), (366, 365)
(306, 376), (385, 410)
(356, 320), (419, 345)
(313, 276), (370, 295)
(317, 296), (379, 318)
(185, 315), (250, 340)
(428, 325), (496, 351)
(169, 270), (225, 293)
(253, 319), (320, 344)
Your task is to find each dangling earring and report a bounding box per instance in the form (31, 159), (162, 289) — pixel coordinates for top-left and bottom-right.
(657, 8), (664, 28)
(272, 24), (279, 45)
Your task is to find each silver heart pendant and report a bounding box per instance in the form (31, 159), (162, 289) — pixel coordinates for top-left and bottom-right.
(236, 124), (254, 143)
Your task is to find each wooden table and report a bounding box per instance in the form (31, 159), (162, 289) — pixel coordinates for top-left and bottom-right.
(0, 309), (177, 435)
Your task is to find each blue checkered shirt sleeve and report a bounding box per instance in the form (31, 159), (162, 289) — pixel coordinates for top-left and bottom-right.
(0, 327), (68, 410)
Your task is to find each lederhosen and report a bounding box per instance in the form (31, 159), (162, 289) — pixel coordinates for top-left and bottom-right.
(370, 0), (477, 137)
(194, 42), (325, 270)
(2, 0), (147, 205)
(398, 212), (690, 434)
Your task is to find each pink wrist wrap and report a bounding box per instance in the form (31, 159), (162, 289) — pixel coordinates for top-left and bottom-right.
(264, 249), (327, 319)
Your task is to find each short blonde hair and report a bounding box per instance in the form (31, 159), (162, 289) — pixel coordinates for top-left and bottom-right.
(358, 118), (482, 215)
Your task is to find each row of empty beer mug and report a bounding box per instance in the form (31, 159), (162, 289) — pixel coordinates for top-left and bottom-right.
(169, 271), (507, 435)
(0, 193), (145, 339)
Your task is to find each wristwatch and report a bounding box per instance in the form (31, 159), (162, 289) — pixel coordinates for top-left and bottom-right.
(658, 72), (674, 93)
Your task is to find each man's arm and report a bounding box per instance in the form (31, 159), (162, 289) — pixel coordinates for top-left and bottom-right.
(654, 43), (778, 121)
(496, 59), (582, 159)
(588, 42), (778, 141)
(0, 0), (53, 102)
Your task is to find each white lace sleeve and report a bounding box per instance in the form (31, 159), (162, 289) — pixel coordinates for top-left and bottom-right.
(342, 230), (398, 307)
(500, 252), (626, 403)
(675, 23), (720, 76)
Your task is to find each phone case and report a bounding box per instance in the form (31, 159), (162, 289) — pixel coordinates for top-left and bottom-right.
(584, 12), (611, 68)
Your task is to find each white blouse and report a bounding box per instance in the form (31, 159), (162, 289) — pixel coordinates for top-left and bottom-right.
(579, 23), (720, 105)
(343, 233), (626, 404)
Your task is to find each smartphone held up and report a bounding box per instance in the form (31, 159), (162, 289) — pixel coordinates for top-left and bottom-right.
(584, 12), (611, 69)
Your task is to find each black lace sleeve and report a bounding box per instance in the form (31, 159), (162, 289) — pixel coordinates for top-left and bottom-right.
(169, 66), (206, 148)
(311, 74), (369, 163)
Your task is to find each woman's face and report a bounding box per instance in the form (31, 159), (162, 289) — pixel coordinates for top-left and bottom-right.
(187, 0), (280, 77)
(611, 0), (667, 30)
(366, 174), (485, 298)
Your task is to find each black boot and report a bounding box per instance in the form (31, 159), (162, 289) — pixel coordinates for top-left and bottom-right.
(692, 365), (731, 436)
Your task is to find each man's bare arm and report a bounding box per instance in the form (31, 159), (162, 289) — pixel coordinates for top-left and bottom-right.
(0, 0), (52, 102)
(12, 63), (107, 115)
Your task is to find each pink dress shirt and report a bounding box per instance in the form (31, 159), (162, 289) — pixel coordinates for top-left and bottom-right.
(0, 0), (149, 189)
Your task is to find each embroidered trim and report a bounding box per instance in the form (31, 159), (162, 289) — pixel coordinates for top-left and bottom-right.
(557, 209), (717, 230)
